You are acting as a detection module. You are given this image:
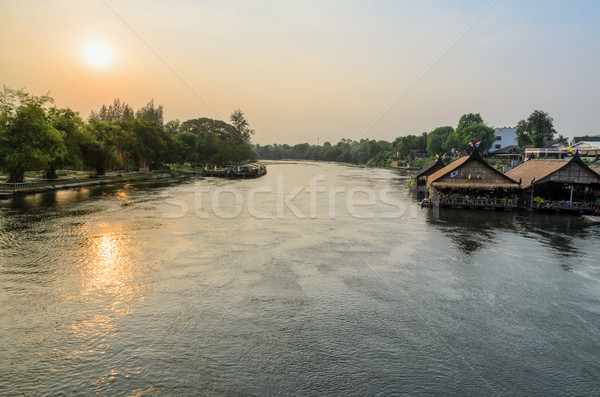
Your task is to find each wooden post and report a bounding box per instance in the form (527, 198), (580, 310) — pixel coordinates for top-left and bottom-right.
(530, 186), (534, 208)
(570, 184), (574, 203)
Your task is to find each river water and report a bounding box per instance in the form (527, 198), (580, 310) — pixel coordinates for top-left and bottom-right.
(1, 161), (599, 396)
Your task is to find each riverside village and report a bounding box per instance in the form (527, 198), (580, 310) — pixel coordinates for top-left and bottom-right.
(411, 128), (600, 222)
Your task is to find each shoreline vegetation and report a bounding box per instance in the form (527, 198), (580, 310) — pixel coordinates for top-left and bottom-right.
(0, 86), (258, 186)
(253, 111), (568, 170)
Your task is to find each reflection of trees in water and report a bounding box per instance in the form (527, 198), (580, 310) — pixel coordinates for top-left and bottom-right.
(426, 208), (519, 255)
(426, 208), (590, 263)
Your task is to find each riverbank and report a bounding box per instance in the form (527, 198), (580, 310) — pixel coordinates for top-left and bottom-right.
(0, 172), (186, 199)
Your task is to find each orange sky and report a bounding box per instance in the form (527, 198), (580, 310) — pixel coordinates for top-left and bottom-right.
(2, 1), (599, 144)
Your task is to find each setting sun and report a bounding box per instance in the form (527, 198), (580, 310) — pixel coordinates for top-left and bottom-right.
(82, 41), (113, 68)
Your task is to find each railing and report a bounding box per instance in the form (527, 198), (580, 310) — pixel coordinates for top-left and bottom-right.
(0, 181), (37, 192)
(539, 200), (600, 212)
(438, 195), (517, 208)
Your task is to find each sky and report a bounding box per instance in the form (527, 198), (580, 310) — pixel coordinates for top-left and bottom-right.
(1, 0), (599, 144)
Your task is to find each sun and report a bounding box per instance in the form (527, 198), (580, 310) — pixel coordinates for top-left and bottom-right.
(83, 41), (114, 69)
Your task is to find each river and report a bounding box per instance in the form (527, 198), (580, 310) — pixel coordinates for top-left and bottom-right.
(1, 161), (599, 396)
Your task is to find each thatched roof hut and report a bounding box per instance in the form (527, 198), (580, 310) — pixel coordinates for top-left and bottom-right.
(427, 149), (520, 189)
(413, 158), (446, 187)
(506, 153), (600, 189)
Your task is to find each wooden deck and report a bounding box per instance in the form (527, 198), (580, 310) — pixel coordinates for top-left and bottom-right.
(582, 215), (600, 223)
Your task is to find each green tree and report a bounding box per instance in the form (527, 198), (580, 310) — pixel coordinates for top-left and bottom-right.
(121, 119), (173, 169)
(515, 110), (557, 148)
(447, 113), (495, 153)
(135, 99), (164, 125)
(456, 113), (484, 138)
(164, 119), (181, 135)
(174, 131), (199, 163)
(181, 117), (244, 143)
(90, 98), (134, 122)
(393, 133), (428, 158)
(0, 102), (64, 182)
(80, 119), (118, 175)
(426, 126), (454, 156)
(230, 109), (254, 143)
(46, 107), (85, 178)
(556, 134), (568, 145)
(460, 124), (496, 152)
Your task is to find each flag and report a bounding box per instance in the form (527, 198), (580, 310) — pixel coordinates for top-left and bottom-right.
(435, 153), (439, 159)
(450, 171), (458, 177)
(468, 141), (474, 147)
(475, 141), (481, 147)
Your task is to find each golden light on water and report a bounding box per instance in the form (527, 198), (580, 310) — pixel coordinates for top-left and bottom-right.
(81, 224), (136, 301)
(87, 231), (127, 293)
(67, 224), (138, 356)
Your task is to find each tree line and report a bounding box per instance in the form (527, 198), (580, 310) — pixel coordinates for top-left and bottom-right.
(255, 111), (562, 166)
(0, 87), (256, 182)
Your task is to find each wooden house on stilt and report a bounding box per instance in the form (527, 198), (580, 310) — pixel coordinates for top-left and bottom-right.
(413, 158), (446, 188)
(426, 149), (521, 209)
(506, 152), (600, 211)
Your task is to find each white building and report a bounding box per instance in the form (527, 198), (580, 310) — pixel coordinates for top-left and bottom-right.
(490, 127), (518, 153)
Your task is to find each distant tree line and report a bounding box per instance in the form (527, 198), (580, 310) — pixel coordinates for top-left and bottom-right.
(255, 113), (497, 166)
(0, 86), (256, 182)
(256, 111), (563, 167)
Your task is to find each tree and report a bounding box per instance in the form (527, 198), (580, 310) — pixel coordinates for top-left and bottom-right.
(120, 119), (173, 169)
(46, 107), (85, 178)
(426, 126), (454, 156)
(174, 131), (199, 164)
(460, 124), (496, 153)
(456, 113), (484, 138)
(164, 119), (181, 135)
(515, 110), (557, 148)
(80, 119), (118, 175)
(90, 98), (134, 122)
(135, 99), (164, 125)
(392, 133), (428, 159)
(230, 109), (255, 143)
(181, 117), (244, 143)
(556, 134), (568, 145)
(448, 113), (495, 153)
(0, 102), (64, 182)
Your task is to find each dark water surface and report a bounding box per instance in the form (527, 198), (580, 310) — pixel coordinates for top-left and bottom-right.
(1, 161), (599, 396)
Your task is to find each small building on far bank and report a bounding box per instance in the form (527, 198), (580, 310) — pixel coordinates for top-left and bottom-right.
(566, 141), (600, 158)
(490, 127), (518, 153)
